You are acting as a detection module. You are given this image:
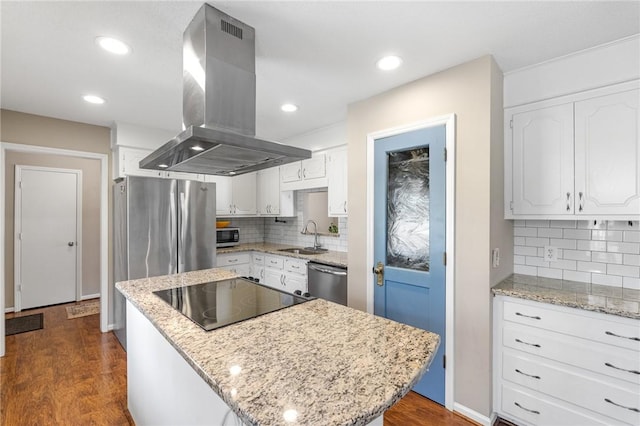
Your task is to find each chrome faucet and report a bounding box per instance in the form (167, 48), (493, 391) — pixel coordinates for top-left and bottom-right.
(303, 220), (321, 250)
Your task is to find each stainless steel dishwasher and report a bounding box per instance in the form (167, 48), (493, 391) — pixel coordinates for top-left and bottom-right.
(307, 262), (348, 306)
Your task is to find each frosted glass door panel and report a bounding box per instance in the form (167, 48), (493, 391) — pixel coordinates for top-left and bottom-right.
(387, 148), (430, 271)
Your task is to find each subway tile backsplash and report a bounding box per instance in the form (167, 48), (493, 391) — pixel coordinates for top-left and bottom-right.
(513, 220), (640, 289)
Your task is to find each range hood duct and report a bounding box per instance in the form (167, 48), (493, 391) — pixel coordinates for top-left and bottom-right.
(139, 4), (311, 176)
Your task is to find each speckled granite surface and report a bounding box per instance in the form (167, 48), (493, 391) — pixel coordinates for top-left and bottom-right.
(116, 269), (439, 426)
(218, 243), (348, 268)
(492, 274), (640, 320)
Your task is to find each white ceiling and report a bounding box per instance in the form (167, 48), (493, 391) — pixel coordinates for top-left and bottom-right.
(2, 1), (639, 142)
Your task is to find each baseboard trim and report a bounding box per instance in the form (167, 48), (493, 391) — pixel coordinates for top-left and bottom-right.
(5, 307), (14, 313)
(81, 294), (100, 301)
(453, 402), (492, 426)
(107, 323), (115, 332)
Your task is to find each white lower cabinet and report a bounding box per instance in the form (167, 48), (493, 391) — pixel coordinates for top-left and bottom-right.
(493, 296), (640, 426)
(262, 254), (308, 294)
(216, 252), (251, 277)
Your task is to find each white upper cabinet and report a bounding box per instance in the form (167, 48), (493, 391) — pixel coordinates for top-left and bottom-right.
(280, 154), (328, 190)
(115, 147), (165, 178)
(511, 103), (574, 215)
(257, 167), (282, 216)
(574, 89), (640, 215)
(203, 175), (233, 216)
(302, 155), (326, 180)
(327, 147), (348, 216)
(230, 172), (257, 215)
(505, 83), (640, 220)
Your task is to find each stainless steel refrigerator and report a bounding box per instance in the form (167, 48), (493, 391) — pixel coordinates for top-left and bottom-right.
(113, 176), (216, 349)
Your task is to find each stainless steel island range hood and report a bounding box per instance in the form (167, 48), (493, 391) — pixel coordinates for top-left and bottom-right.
(139, 4), (310, 176)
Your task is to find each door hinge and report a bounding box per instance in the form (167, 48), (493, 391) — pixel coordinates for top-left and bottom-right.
(510, 201), (514, 211)
(509, 119), (513, 129)
(443, 252), (447, 266)
(18, 232), (21, 241)
(443, 355), (446, 369)
(444, 147), (447, 162)
(18, 180), (22, 189)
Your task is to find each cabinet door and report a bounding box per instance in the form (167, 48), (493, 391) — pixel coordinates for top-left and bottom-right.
(263, 269), (283, 289)
(120, 147), (166, 178)
(302, 155), (326, 179)
(512, 104), (575, 215)
(280, 162), (302, 183)
(327, 148), (348, 216)
(257, 168), (280, 215)
(283, 273), (306, 294)
(165, 171), (203, 182)
(231, 172), (257, 215)
(575, 89), (640, 215)
(204, 175), (233, 216)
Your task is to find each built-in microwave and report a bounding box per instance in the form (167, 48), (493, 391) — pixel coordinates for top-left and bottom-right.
(216, 227), (239, 248)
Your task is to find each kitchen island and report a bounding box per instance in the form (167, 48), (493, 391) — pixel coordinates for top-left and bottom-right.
(116, 268), (439, 426)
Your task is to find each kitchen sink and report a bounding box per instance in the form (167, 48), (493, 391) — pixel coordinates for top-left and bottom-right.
(278, 247), (328, 255)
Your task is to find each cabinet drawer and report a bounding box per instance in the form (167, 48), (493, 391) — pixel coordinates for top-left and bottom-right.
(252, 253), (265, 265)
(503, 299), (640, 351)
(265, 255), (284, 269)
(501, 384), (618, 426)
(503, 351), (640, 425)
(217, 253), (250, 267)
(504, 323), (640, 385)
(284, 258), (307, 275)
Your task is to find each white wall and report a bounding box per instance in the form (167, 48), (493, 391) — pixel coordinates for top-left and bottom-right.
(282, 122), (346, 151)
(504, 34), (640, 107)
(111, 121), (177, 150)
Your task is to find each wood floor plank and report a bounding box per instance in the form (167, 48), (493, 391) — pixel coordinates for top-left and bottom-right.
(3, 302), (477, 426)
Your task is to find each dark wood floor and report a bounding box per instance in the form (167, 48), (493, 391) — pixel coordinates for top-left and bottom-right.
(2, 303), (477, 426)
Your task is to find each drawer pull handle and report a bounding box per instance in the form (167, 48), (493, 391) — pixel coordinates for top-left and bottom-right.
(229, 259), (238, 263)
(605, 331), (640, 342)
(515, 312), (541, 320)
(605, 362), (640, 375)
(515, 369), (541, 380)
(515, 338), (541, 348)
(604, 398), (640, 413)
(514, 402), (540, 415)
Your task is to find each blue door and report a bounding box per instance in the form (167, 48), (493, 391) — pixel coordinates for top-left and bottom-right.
(373, 125), (446, 404)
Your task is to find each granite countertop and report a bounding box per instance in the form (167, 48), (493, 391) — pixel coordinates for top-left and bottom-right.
(116, 269), (439, 426)
(492, 274), (640, 320)
(218, 242), (348, 268)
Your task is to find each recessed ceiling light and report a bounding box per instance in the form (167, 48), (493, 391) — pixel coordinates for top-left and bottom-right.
(190, 145), (205, 151)
(376, 55), (402, 71)
(83, 94), (106, 104)
(281, 103), (298, 113)
(96, 36), (131, 55)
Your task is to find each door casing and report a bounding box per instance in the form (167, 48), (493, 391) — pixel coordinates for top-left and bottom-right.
(0, 142), (109, 358)
(366, 114), (456, 410)
(14, 165), (82, 311)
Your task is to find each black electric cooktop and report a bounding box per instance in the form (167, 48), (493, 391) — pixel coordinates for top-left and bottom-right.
(153, 278), (311, 331)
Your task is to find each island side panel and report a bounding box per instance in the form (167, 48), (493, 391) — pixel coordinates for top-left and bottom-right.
(126, 301), (236, 425)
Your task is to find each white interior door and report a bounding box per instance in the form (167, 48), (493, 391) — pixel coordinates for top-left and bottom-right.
(15, 165), (82, 310)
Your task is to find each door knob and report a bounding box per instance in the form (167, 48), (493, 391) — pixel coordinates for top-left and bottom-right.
(68, 242), (75, 246)
(372, 261), (384, 286)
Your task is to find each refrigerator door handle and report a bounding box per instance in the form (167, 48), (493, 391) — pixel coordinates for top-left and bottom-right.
(170, 184), (178, 275)
(179, 191), (187, 273)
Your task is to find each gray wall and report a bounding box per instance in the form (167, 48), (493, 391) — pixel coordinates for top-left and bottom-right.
(1, 110), (111, 318)
(346, 56), (512, 417)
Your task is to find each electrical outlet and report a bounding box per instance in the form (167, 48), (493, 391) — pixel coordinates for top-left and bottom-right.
(544, 246), (558, 262)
